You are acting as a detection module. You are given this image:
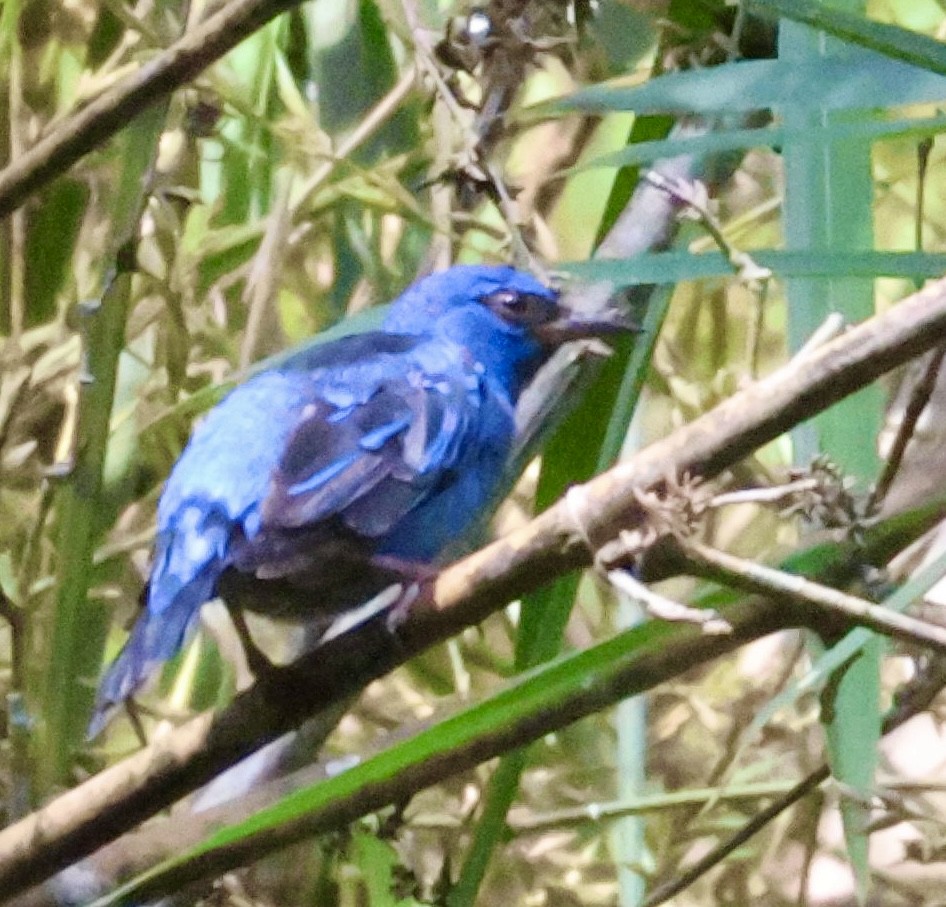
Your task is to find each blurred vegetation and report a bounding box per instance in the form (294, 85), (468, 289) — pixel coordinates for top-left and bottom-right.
(5, 0), (946, 904)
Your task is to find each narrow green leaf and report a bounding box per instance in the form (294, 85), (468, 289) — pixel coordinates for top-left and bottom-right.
(580, 115), (946, 172)
(90, 616), (714, 907)
(41, 103), (171, 789)
(562, 250), (946, 285)
(90, 501), (946, 906)
(779, 10), (882, 899)
(533, 53), (946, 118)
(350, 830), (401, 907)
(820, 632), (881, 892)
(750, 0), (946, 75)
(24, 179), (88, 326)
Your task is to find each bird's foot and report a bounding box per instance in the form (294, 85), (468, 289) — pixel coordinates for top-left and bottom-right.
(370, 555), (439, 585)
(373, 557), (440, 640)
(384, 578), (435, 637)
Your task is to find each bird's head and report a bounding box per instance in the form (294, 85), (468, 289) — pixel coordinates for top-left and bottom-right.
(384, 264), (631, 400)
(383, 265), (557, 334)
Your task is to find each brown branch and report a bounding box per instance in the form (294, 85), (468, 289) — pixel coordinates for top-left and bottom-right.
(12, 596), (785, 906)
(678, 540), (946, 654)
(870, 344), (946, 510)
(12, 502), (944, 905)
(3, 273), (946, 899)
(0, 0), (302, 221)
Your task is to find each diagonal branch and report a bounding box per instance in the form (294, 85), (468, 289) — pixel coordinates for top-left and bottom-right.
(677, 539), (946, 653)
(12, 502), (942, 906)
(9, 607), (770, 905)
(3, 273), (946, 899)
(0, 0), (302, 221)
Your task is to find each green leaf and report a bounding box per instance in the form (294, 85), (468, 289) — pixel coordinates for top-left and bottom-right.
(89, 615), (709, 907)
(350, 830), (402, 907)
(749, 0), (946, 75)
(306, 0), (415, 159)
(24, 179), (88, 327)
(561, 250), (946, 285)
(778, 10), (883, 899)
(579, 114), (946, 172)
(41, 103), (171, 789)
(86, 494), (946, 906)
(820, 633), (881, 892)
(533, 52), (946, 118)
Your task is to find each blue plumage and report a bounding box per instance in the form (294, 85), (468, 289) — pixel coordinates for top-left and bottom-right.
(89, 265), (616, 736)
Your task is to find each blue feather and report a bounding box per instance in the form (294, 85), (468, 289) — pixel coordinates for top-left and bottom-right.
(89, 264), (572, 734)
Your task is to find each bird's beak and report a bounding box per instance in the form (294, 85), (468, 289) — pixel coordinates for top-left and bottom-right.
(534, 305), (639, 347)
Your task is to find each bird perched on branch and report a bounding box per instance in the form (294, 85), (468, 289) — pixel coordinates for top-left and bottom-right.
(89, 264), (627, 737)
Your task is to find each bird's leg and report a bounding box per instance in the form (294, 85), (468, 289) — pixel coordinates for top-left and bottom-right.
(124, 698), (149, 748)
(229, 606), (278, 680)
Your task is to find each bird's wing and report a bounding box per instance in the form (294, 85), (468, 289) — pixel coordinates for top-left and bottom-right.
(260, 361), (478, 540)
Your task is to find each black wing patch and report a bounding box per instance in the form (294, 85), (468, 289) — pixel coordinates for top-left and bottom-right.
(261, 374), (473, 540)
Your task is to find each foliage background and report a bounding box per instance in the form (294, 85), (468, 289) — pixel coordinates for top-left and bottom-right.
(4, 0), (946, 904)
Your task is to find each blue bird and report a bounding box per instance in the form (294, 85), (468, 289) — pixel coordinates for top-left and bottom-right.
(89, 265), (625, 736)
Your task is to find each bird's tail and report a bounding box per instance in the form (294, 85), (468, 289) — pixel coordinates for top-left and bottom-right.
(87, 595), (199, 739)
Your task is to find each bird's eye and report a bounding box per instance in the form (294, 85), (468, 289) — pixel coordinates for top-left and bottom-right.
(489, 290), (525, 311)
(483, 288), (558, 325)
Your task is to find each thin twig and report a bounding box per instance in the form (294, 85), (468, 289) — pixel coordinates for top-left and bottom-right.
(869, 345), (946, 512)
(746, 280), (769, 378)
(680, 540), (946, 655)
(605, 568), (731, 634)
(916, 136), (933, 273)
(239, 172), (294, 368)
(708, 478), (822, 509)
(7, 39), (26, 339)
(794, 312), (845, 358)
(644, 767), (830, 906)
(399, 0), (470, 129)
(0, 588), (25, 693)
(508, 781), (820, 835)
(0, 585), (29, 820)
(290, 67), (416, 219)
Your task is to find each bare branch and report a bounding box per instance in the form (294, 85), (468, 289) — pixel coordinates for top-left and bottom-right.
(604, 568), (732, 634)
(870, 345), (946, 510)
(679, 540), (946, 654)
(12, 596), (785, 907)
